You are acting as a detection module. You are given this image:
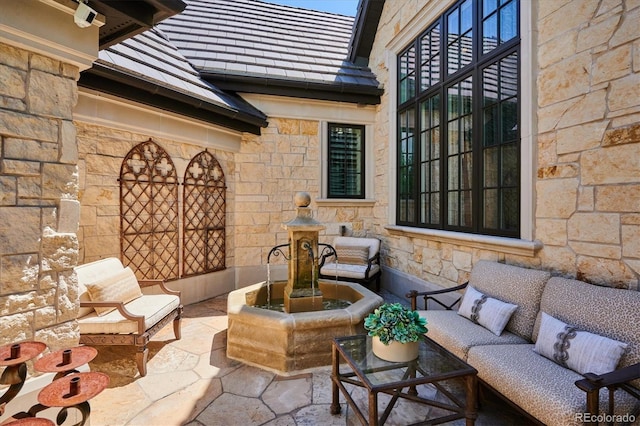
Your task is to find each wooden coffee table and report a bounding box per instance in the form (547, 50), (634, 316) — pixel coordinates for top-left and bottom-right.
(330, 334), (477, 425)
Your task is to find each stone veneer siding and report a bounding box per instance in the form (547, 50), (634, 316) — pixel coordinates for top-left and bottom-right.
(0, 42), (81, 349)
(233, 117), (376, 270)
(366, 0), (639, 290)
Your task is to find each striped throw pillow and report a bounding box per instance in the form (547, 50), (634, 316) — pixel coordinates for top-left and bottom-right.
(335, 245), (369, 265)
(85, 266), (143, 316)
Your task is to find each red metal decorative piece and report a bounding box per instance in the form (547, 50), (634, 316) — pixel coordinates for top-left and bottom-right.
(37, 372), (109, 407)
(0, 342), (46, 367)
(34, 347), (98, 374)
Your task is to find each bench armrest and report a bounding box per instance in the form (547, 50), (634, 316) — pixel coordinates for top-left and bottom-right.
(406, 282), (468, 311)
(138, 280), (181, 298)
(575, 363), (640, 422)
(80, 300), (146, 334)
(364, 252), (380, 278)
(318, 243), (336, 268)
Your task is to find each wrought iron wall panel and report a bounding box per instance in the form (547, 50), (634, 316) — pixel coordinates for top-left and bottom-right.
(120, 139), (179, 281)
(183, 150), (226, 276)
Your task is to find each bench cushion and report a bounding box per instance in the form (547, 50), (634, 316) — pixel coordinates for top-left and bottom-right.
(417, 310), (527, 360)
(320, 262), (380, 280)
(469, 261), (550, 340)
(78, 294), (180, 334)
(468, 344), (640, 426)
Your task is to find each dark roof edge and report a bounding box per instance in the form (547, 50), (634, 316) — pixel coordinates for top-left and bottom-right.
(79, 65), (268, 135)
(204, 74), (383, 105)
(348, 0), (386, 65)
(94, 0), (187, 49)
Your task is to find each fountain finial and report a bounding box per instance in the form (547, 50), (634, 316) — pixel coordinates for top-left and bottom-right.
(294, 191), (311, 208)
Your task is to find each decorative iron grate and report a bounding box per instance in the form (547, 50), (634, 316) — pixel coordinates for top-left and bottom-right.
(120, 139), (179, 281)
(183, 150), (226, 276)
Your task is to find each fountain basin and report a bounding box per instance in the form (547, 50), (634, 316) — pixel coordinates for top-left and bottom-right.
(227, 280), (383, 373)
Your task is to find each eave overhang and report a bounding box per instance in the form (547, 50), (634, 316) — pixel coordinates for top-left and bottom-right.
(203, 73), (383, 106)
(79, 65), (268, 134)
(88, 0), (187, 49)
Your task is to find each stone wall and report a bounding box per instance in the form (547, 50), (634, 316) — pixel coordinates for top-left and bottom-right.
(76, 121), (235, 267)
(0, 42), (81, 350)
(233, 116), (377, 270)
(367, 0), (640, 290)
(535, 0), (640, 288)
(234, 118), (320, 269)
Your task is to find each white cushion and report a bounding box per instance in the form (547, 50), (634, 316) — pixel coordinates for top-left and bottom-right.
(320, 262), (380, 280)
(458, 286), (518, 336)
(85, 267), (142, 316)
(75, 257), (126, 317)
(335, 244), (369, 265)
(78, 294), (180, 334)
(534, 312), (628, 375)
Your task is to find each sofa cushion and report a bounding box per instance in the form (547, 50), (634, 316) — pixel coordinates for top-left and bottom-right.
(417, 310), (527, 360)
(335, 244), (369, 265)
(78, 294), (180, 334)
(469, 260), (550, 340)
(458, 286), (518, 336)
(537, 277), (640, 385)
(468, 344), (640, 426)
(85, 267), (143, 316)
(535, 312), (627, 375)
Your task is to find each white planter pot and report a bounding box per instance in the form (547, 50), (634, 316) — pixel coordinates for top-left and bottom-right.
(371, 336), (419, 362)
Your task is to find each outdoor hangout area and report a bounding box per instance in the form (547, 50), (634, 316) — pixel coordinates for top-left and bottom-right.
(1, 0), (640, 424)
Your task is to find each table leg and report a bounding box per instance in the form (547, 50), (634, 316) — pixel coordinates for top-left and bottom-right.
(330, 344), (341, 415)
(465, 375), (478, 426)
(369, 391), (379, 426)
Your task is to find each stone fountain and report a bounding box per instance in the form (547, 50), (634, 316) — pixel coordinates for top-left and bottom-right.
(226, 192), (383, 373)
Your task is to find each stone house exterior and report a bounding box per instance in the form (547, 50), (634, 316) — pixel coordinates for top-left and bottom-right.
(0, 0), (639, 361)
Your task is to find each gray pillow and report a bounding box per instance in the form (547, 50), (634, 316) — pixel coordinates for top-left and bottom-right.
(534, 312), (628, 375)
(458, 286), (518, 336)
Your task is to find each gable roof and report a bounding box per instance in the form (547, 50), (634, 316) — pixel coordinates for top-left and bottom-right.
(157, 0), (383, 104)
(80, 28), (268, 134)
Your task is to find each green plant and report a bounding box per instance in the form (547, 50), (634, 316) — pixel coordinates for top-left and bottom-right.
(364, 303), (428, 345)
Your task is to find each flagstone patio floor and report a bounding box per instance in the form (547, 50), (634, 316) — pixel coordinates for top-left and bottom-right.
(87, 291), (534, 425)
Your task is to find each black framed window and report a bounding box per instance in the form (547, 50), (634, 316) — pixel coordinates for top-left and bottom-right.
(397, 0), (520, 238)
(328, 123), (365, 198)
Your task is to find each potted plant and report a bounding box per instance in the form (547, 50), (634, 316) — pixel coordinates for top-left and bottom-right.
(364, 302), (428, 362)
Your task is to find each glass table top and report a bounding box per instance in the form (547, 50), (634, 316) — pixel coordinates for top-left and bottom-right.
(333, 334), (476, 391)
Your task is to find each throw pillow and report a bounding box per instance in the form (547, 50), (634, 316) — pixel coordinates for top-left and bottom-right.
(85, 266), (143, 316)
(458, 285), (518, 336)
(534, 312), (627, 375)
(335, 244), (369, 265)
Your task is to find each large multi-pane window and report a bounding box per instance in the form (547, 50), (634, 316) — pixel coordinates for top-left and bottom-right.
(397, 0), (520, 238)
(328, 123), (365, 198)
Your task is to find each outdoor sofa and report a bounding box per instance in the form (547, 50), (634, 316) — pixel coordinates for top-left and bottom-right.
(408, 260), (640, 425)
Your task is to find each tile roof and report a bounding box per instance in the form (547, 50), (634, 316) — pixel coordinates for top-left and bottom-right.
(157, 0), (382, 103)
(82, 28), (267, 132)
